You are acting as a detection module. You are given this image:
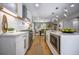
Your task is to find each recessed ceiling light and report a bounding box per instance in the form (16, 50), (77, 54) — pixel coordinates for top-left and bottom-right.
(64, 8), (68, 12)
(64, 14), (67, 17)
(70, 4), (75, 7)
(35, 3), (39, 7)
(52, 12), (54, 15)
(55, 18), (58, 21)
(56, 15), (59, 18)
(56, 7), (59, 9)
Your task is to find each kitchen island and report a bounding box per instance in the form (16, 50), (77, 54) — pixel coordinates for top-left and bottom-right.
(46, 30), (79, 55)
(0, 31), (29, 55)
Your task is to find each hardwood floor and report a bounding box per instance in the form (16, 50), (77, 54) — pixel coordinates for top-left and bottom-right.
(26, 35), (52, 55)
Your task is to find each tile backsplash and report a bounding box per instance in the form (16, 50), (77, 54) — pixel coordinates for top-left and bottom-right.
(0, 11), (25, 32)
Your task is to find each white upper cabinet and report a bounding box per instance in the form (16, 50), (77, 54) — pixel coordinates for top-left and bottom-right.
(17, 3), (23, 18)
(22, 5), (27, 18)
(0, 3), (23, 18)
(0, 3), (17, 14)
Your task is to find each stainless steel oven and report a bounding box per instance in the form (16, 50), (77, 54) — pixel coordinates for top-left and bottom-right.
(50, 33), (60, 54)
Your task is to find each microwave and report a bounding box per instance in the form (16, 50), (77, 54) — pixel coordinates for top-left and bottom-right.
(50, 33), (60, 54)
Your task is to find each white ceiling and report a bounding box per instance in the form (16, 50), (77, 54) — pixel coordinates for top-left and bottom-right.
(24, 3), (79, 20)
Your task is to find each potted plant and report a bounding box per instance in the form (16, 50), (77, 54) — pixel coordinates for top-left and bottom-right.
(7, 28), (14, 32)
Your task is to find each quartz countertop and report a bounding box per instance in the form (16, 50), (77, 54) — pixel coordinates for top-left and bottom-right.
(0, 32), (27, 36)
(49, 31), (79, 36)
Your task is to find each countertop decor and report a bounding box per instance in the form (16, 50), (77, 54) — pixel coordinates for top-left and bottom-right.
(61, 28), (75, 33)
(7, 28), (14, 31)
(2, 15), (8, 33)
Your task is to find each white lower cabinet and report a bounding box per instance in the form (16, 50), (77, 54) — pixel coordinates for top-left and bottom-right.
(0, 36), (16, 55)
(16, 36), (25, 55)
(16, 32), (29, 55)
(0, 32), (29, 55)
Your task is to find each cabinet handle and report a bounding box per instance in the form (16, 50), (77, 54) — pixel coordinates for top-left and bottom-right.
(24, 39), (26, 49)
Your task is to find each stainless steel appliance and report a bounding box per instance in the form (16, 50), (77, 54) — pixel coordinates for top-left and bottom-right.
(50, 33), (60, 54)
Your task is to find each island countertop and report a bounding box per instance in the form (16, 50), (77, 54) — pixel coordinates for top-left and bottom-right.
(49, 31), (79, 36)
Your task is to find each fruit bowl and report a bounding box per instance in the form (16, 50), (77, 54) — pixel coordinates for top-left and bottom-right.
(61, 28), (75, 33)
(62, 31), (74, 33)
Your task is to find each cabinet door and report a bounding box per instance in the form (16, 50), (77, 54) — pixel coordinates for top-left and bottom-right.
(0, 36), (16, 55)
(16, 36), (25, 55)
(24, 32), (29, 52)
(61, 36), (79, 55)
(0, 3), (17, 14)
(22, 5), (27, 18)
(17, 3), (23, 18)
